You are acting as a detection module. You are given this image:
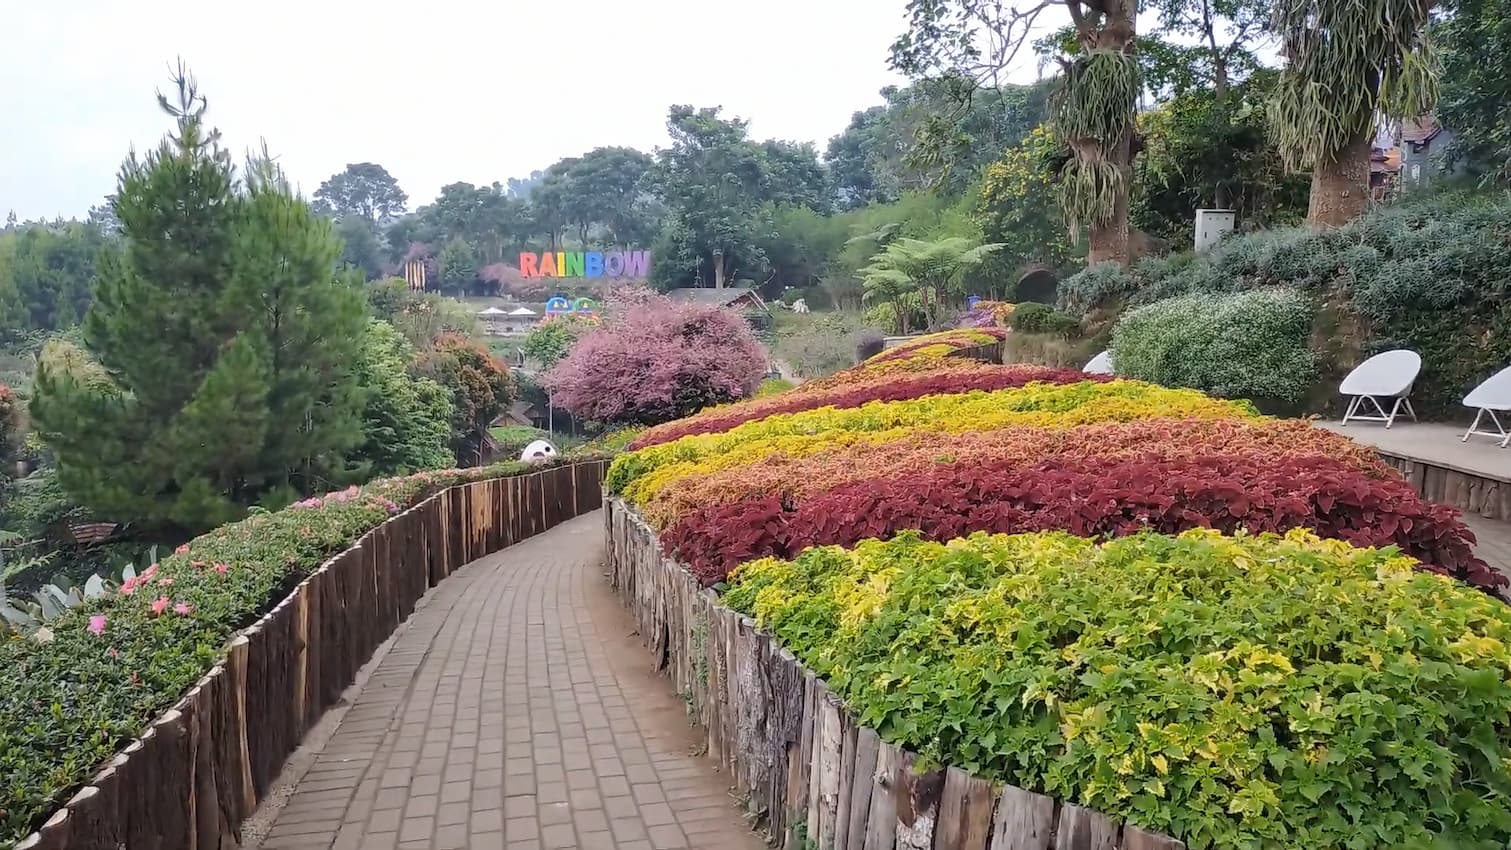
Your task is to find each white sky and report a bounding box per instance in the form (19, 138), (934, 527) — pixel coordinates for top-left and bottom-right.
(0, 0), (1066, 222)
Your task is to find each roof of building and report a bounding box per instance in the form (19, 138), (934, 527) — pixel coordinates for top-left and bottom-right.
(1401, 116), (1443, 145)
(664, 287), (768, 311)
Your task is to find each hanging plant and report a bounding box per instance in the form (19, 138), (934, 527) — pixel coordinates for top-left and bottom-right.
(1058, 157), (1126, 238)
(1053, 50), (1141, 145)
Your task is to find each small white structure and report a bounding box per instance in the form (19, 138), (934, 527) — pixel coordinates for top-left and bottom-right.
(520, 439), (557, 464)
(1194, 209), (1236, 252)
(791, 298), (810, 314)
(1461, 365), (1511, 447)
(1339, 349), (1421, 428)
(1083, 350), (1115, 376)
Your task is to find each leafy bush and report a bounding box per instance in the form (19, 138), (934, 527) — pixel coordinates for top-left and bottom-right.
(1059, 194), (1511, 414)
(541, 291), (767, 427)
(635, 417), (1392, 530)
(521, 319), (590, 370)
(724, 529), (1511, 849)
(412, 334), (516, 466)
(0, 456), (596, 845)
(665, 452), (1488, 588)
(489, 425), (549, 458)
(354, 321), (455, 476)
(1112, 290), (1316, 404)
(1058, 261), (1139, 315)
(609, 381), (1259, 506)
(631, 364), (1106, 449)
(1009, 302), (1080, 337)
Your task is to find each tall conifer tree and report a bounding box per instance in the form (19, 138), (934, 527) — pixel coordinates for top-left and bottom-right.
(31, 65), (368, 534)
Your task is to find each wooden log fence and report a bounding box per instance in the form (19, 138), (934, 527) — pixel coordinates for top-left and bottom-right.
(1376, 452), (1511, 523)
(606, 497), (1186, 850)
(15, 460), (608, 850)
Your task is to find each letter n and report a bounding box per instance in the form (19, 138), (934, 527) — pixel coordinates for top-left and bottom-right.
(564, 252), (586, 277)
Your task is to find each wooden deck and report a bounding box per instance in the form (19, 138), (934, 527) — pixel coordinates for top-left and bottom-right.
(1320, 420), (1511, 588)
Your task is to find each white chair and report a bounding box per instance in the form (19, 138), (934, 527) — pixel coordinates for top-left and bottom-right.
(1340, 350), (1421, 428)
(1084, 350), (1114, 376)
(1462, 365), (1511, 448)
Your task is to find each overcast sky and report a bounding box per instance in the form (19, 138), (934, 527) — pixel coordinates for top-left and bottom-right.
(1, 0), (1064, 222)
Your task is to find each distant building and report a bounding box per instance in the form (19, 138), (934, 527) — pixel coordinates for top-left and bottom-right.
(664, 287), (769, 313)
(1398, 116), (1459, 190)
(478, 305), (541, 335)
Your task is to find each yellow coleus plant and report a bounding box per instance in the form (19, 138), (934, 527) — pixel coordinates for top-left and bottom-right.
(609, 380), (1258, 505)
(723, 527), (1511, 850)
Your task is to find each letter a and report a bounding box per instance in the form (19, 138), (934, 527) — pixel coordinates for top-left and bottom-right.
(585, 252), (604, 277)
(519, 252), (538, 278)
(538, 251), (558, 278)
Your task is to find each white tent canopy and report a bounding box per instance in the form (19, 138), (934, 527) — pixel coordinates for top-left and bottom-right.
(508, 307), (537, 316)
(477, 306), (508, 317)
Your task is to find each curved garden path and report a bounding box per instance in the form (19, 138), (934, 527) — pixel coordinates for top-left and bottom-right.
(253, 511), (763, 850)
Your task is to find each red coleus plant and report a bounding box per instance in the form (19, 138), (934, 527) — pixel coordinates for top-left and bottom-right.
(663, 453), (1497, 592)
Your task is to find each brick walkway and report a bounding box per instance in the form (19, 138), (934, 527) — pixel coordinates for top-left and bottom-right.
(256, 512), (763, 850)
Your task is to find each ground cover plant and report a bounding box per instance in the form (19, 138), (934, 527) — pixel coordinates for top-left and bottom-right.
(0, 456), (598, 845)
(724, 530), (1511, 849)
(608, 336), (1508, 847)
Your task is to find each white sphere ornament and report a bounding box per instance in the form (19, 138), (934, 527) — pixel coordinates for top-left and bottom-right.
(520, 439), (558, 464)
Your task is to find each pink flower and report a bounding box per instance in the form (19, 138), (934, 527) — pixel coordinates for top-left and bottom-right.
(88, 614), (108, 635)
(151, 597), (171, 616)
(174, 544), (190, 555)
(173, 602), (193, 616)
(213, 562), (230, 575)
(158, 577), (174, 587)
(142, 563), (159, 579)
(119, 579), (138, 597)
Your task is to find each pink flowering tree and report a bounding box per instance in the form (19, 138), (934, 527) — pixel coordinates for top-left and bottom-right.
(541, 290), (768, 426)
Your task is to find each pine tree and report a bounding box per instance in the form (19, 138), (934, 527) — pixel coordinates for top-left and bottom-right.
(30, 66), (369, 534)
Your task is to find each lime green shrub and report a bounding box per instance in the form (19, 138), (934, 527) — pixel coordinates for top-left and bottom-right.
(725, 529), (1511, 850)
(1112, 290), (1316, 405)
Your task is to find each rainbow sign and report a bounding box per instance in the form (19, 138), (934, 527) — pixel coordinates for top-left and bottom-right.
(519, 250), (651, 279)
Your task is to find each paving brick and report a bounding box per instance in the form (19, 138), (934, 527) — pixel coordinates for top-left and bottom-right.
(255, 513), (762, 850)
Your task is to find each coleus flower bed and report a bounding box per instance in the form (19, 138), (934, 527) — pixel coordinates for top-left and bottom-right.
(0, 457), (597, 846)
(606, 340), (1509, 849)
(723, 529), (1511, 850)
(661, 452), (1490, 586)
(629, 363), (1107, 449)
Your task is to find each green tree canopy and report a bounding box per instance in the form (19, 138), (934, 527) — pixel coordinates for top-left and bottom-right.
(313, 162), (409, 223)
(30, 68), (369, 535)
(353, 320), (454, 475)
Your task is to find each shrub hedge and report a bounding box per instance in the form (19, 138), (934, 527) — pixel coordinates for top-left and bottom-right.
(1111, 289), (1317, 406)
(629, 364), (1106, 449)
(724, 529), (1511, 849)
(1010, 302), (1081, 337)
(1058, 193), (1511, 414)
(664, 453), (1490, 588)
(0, 456), (596, 846)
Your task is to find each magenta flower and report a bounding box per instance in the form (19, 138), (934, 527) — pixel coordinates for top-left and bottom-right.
(151, 597), (170, 616)
(88, 614), (108, 635)
(173, 602), (193, 616)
